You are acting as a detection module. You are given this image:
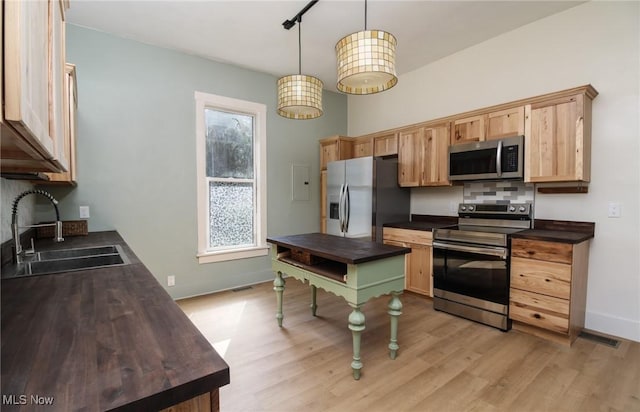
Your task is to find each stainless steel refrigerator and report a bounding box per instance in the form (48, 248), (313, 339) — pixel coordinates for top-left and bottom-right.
(327, 156), (410, 242)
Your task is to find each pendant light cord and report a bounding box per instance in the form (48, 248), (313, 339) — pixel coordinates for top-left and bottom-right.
(364, 0), (367, 30)
(298, 17), (302, 75)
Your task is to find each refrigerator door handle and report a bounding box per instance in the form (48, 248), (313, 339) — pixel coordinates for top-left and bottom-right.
(338, 184), (345, 232)
(344, 184), (351, 233)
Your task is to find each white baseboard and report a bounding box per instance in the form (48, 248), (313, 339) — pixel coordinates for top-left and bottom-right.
(586, 310), (640, 342)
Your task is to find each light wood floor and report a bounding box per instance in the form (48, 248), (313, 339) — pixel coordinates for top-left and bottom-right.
(178, 280), (640, 412)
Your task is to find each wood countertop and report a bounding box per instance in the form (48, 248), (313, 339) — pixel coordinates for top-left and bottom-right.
(266, 233), (410, 265)
(511, 219), (596, 244)
(1, 231), (229, 411)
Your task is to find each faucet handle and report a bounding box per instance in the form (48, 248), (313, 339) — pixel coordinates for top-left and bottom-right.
(55, 221), (64, 242)
(25, 238), (36, 255)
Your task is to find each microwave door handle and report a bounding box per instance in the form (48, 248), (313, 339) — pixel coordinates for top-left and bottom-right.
(496, 140), (503, 177)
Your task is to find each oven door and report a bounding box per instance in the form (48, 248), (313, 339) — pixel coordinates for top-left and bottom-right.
(432, 241), (509, 306)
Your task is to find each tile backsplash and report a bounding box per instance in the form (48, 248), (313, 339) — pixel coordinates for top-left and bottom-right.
(463, 181), (534, 204)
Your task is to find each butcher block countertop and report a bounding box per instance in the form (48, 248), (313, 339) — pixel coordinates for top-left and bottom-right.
(267, 233), (410, 265)
(1, 231), (229, 411)
(511, 219), (596, 244)
(384, 215), (458, 232)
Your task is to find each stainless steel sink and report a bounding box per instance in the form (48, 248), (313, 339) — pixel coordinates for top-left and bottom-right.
(2, 245), (130, 278)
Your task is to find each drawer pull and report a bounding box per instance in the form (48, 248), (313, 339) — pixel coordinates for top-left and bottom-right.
(533, 313), (542, 319)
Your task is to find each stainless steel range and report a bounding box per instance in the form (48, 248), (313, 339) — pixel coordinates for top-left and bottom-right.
(432, 203), (532, 331)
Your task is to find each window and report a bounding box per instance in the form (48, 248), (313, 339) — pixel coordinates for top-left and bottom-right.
(195, 91), (267, 263)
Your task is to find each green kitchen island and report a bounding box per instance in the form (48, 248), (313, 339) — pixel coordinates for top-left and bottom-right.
(266, 233), (410, 380)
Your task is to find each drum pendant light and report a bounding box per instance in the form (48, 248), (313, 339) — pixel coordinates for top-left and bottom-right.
(277, 12), (323, 120)
(336, 0), (398, 95)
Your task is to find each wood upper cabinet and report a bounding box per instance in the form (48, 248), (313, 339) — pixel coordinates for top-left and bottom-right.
(373, 132), (398, 157)
(421, 124), (450, 186)
(452, 106), (525, 145)
(451, 115), (484, 145)
(383, 228), (433, 297)
(44, 64), (77, 185)
(352, 136), (373, 158)
(486, 106), (525, 140)
(398, 127), (423, 187)
(319, 135), (353, 170)
(509, 238), (591, 346)
(398, 123), (450, 187)
(2, 0), (70, 173)
(524, 87), (597, 182)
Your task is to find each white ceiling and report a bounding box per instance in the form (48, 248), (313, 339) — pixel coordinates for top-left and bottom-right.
(66, 1), (583, 93)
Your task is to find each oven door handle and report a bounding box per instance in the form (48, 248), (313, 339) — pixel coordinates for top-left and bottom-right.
(433, 241), (508, 259)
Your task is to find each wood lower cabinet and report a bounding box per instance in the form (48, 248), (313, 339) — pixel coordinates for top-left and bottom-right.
(160, 390), (219, 412)
(398, 123), (450, 187)
(509, 238), (590, 346)
(524, 86), (597, 183)
(383, 227), (433, 297)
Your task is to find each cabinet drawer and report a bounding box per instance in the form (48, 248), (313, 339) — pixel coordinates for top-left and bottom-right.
(510, 257), (571, 299)
(511, 238), (573, 264)
(383, 228), (432, 245)
(510, 289), (569, 334)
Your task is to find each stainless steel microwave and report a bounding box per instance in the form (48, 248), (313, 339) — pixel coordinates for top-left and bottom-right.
(448, 135), (524, 181)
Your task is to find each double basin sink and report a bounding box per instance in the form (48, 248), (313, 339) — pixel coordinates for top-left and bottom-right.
(2, 245), (130, 279)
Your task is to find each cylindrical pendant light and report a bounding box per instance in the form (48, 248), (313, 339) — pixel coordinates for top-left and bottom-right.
(277, 14), (323, 120)
(336, 0), (398, 95)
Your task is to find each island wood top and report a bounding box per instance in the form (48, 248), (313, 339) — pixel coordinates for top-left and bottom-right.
(1, 231), (229, 412)
(267, 233), (410, 265)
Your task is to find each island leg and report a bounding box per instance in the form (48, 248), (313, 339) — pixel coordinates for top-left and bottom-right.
(310, 284), (318, 316)
(387, 292), (403, 360)
(348, 306), (366, 380)
(273, 272), (285, 327)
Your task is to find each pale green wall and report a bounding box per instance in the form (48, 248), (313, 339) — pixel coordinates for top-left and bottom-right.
(36, 24), (347, 299)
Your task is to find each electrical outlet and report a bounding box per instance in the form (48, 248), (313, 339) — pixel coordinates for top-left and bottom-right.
(79, 206), (90, 219)
(608, 202), (622, 218)
(167, 275), (176, 287)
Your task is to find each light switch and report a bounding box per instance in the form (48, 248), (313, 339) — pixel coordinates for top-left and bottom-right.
(607, 202), (621, 218)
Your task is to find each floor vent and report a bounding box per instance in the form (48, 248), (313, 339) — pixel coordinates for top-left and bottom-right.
(578, 331), (620, 348)
(231, 286), (253, 292)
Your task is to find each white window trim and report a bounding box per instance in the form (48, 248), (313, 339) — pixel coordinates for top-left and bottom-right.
(195, 91), (268, 264)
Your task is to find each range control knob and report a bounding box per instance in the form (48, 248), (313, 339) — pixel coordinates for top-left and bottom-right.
(460, 206), (467, 211)
(509, 206), (516, 212)
(468, 205), (475, 211)
(519, 206), (527, 213)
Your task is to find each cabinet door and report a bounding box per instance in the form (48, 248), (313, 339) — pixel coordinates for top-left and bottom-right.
(373, 133), (398, 156)
(525, 94), (589, 182)
(421, 123), (450, 186)
(398, 128), (423, 187)
(451, 115), (484, 145)
(352, 137), (373, 158)
(48, 0), (68, 171)
(486, 106), (524, 140)
(320, 136), (353, 170)
(4, 0), (54, 156)
(406, 245), (431, 296)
